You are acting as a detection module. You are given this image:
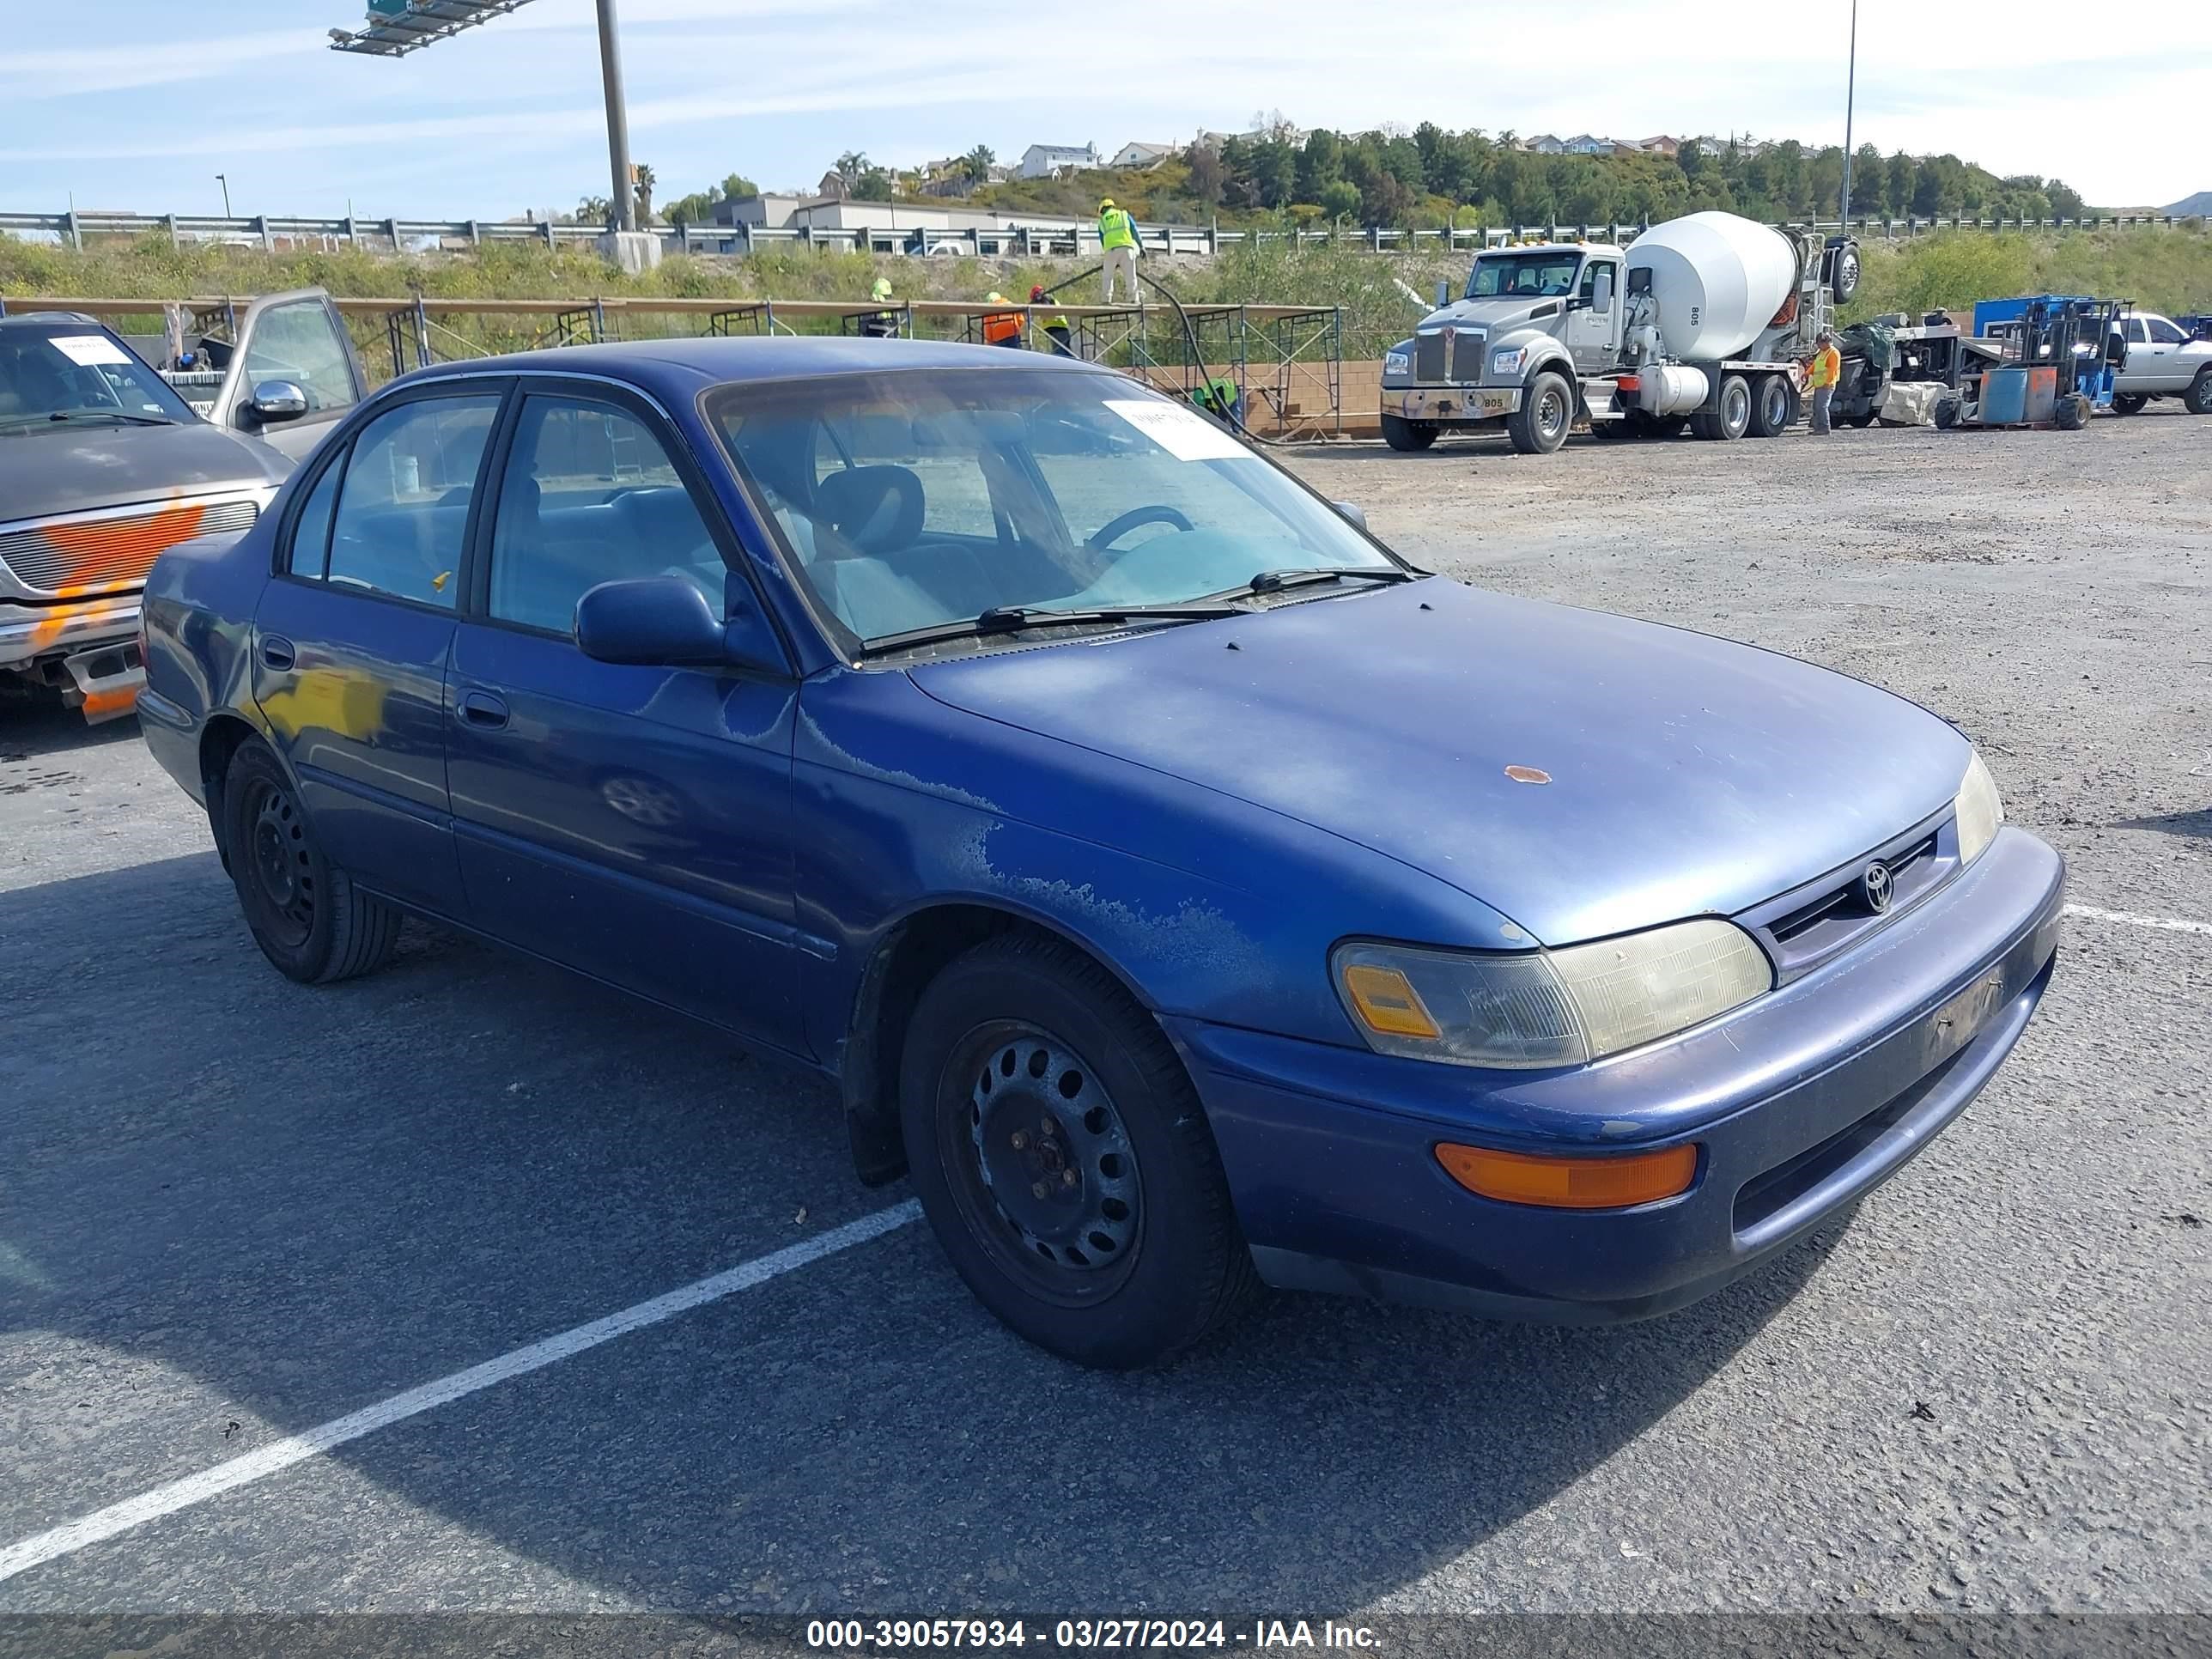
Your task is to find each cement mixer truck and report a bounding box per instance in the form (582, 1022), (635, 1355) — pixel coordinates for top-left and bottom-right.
(1379, 212), (1862, 453)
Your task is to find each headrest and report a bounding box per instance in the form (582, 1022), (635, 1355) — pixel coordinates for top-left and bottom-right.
(814, 465), (925, 555)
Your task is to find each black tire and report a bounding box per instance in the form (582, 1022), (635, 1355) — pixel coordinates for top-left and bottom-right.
(2054, 392), (2089, 431)
(1507, 370), (1572, 454)
(899, 932), (1256, 1369)
(1827, 238), (1862, 305)
(1693, 374), (1752, 441)
(1645, 414), (1688, 440)
(1935, 395), (1961, 429)
(1589, 416), (1634, 438)
(1842, 410), (1879, 428)
(2187, 370), (2212, 416)
(2112, 392), (2148, 415)
(1380, 413), (1438, 452)
(222, 740), (402, 985)
(1747, 374), (1796, 437)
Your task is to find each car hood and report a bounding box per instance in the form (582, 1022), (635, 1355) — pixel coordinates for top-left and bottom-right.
(0, 419), (290, 523)
(1418, 298), (1557, 334)
(908, 580), (1971, 945)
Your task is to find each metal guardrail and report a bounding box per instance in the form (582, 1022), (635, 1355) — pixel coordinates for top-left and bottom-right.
(3, 209), (2199, 258)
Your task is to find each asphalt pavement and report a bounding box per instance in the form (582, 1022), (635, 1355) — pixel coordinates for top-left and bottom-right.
(2, 412), (2206, 1634)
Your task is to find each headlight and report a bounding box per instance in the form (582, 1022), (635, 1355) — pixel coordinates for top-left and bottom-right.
(1384, 349), (1412, 377)
(1491, 346), (1527, 378)
(1334, 920), (1773, 1069)
(1954, 750), (2004, 865)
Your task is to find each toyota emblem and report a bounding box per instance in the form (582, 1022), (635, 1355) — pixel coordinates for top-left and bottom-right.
(1860, 860), (1895, 913)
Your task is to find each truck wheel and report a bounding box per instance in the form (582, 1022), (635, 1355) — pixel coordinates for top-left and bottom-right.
(1935, 395), (1961, 429)
(222, 739), (402, 985)
(1646, 415), (1688, 440)
(1507, 371), (1572, 454)
(1826, 237), (1863, 305)
(2054, 392), (2090, 430)
(1694, 374), (1752, 441)
(2111, 392), (2148, 415)
(899, 932), (1256, 1369)
(2187, 370), (2212, 416)
(1747, 374), (1796, 437)
(1380, 413), (1438, 452)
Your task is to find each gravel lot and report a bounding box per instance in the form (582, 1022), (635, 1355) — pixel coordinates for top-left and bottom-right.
(2, 411), (2207, 1633)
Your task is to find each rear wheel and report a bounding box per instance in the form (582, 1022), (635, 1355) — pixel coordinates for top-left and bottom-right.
(1380, 413), (1438, 452)
(1935, 395), (1961, 429)
(2187, 370), (2212, 416)
(899, 933), (1255, 1369)
(1507, 371), (1572, 454)
(2112, 392), (2148, 415)
(1747, 374), (1796, 437)
(1692, 374), (1752, 441)
(221, 740), (402, 985)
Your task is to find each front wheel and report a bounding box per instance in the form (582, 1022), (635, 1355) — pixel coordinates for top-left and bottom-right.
(899, 933), (1255, 1369)
(2186, 370), (2212, 416)
(2111, 392), (2148, 415)
(221, 739), (402, 984)
(1380, 412), (1438, 452)
(2054, 392), (2091, 430)
(1507, 370), (1572, 454)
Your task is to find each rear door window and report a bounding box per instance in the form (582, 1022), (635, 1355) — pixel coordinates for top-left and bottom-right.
(325, 394), (501, 607)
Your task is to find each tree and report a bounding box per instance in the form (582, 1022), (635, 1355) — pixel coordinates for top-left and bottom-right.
(1850, 143), (1884, 216)
(720, 172), (758, 201)
(854, 167), (893, 201)
(2046, 178), (2085, 220)
(1886, 151), (1916, 216)
(1558, 160), (1615, 226)
(1251, 136), (1297, 209)
(575, 192), (612, 227)
(963, 144), (995, 185)
(1185, 142), (1224, 208)
(1318, 179), (1362, 222)
(1295, 128), (1343, 200)
(835, 149), (870, 180)
(631, 162), (656, 224)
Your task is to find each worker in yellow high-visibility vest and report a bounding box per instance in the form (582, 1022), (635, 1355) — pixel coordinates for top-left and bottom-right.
(1806, 328), (1843, 434)
(1098, 198), (1139, 305)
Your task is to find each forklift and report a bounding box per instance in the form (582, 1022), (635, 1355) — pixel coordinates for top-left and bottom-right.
(1939, 295), (2130, 431)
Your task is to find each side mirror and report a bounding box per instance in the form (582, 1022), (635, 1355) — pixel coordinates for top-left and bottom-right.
(1593, 268), (1615, 315)
(1435, 280), (1450, 309)
(248, 380), (309, 423)
(575, 575), (781, 673)
(1332, 501), (1369, 530)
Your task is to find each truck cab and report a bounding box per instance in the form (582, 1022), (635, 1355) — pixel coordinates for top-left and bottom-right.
(1380, 242), (1622, 453)
(2110, 312), (2212, 414)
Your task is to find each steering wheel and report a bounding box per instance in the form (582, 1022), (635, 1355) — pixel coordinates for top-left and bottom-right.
(1090, 504), (1194, 548)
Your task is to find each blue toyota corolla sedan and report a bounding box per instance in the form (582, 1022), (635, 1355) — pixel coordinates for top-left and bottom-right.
(137, 337), (2065, 1368)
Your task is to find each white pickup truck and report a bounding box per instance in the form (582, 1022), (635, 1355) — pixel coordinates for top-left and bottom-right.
(2112, 312), (2212, 414)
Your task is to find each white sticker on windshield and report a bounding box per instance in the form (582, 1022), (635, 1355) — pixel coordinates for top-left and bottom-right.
(1103, 398), (1249, 462)
(48, 333), (132, 368)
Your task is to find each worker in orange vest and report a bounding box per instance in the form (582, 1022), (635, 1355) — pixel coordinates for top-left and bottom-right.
(1806, 328), (1843, 434)
(981, 292), (1024, 349)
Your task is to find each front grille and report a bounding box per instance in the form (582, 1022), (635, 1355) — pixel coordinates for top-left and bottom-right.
(1451, 330), (1486, 381)
(1743, 815), (1954, 981)
(0, 498), (258, 596)
(1414, 333), (1446, 381)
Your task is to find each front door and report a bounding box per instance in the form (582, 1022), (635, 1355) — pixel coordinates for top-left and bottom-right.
(252, 386), (504, 917)
(1564, 258), (1618, 374)
(444, 386), (805, 1051)
(225, 293), (365, 461)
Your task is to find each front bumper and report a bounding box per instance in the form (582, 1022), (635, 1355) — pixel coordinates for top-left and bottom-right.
(0, 593), (142, 672)
(1382, 385), (1521, 424)
(1170, 825), (2065, 1322)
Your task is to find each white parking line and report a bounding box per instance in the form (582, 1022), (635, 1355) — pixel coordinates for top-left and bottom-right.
(2063, 902), (2212, 939)
(0, 1200), (921, 1586)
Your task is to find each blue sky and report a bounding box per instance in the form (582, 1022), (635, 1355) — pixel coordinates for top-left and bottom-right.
(4, 0), (2203, 219)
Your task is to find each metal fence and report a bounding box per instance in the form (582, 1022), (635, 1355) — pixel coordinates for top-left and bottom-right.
(3, 209), (2200, 260)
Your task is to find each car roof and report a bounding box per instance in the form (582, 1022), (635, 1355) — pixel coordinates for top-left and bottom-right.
(404, 335), (1112, 403)
(0, 311), (109, 331)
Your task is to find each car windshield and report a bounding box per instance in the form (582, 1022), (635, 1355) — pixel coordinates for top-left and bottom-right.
(1468, 252), (1583, 300)
(0, 325), (197, 428)
(708, 368), (1399, 648)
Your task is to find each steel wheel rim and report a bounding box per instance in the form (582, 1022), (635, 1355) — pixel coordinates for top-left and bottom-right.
(1762, 381), (1788, 425)
(939, 1020), (1142, 1304)
(1723, 382), (1749, 432)
(1537, 387), (1566, 441)
(246, 779), (316, 948)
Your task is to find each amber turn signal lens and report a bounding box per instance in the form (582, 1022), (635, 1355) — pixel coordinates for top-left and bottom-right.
(1434, 1141), (1698, 1210)
(1341, 963), (1441, 1040)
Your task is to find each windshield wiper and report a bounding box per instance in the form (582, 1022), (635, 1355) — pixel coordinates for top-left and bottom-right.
(860, 601), (1244, 657)
(1218, 566), (1421, 599)
(2, 409), (178, 428)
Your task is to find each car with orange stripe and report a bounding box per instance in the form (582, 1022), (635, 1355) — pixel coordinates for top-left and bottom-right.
(0, 313), (295, 720)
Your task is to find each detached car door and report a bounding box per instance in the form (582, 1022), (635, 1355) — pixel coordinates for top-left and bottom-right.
(253, 384), (505, 917)
(445, 383), (805, 1051)
(222, 293), (365, 461)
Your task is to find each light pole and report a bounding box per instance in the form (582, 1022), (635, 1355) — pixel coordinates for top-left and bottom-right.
(1838, 0), (1858, 226)
(216, 173), (232, 217)
(594, 0), (635, 232)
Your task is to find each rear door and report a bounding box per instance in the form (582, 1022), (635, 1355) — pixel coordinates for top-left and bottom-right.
(252, 382), (506, 917)
(222, 292), (366, 460)
(444, 381), (805, 1050)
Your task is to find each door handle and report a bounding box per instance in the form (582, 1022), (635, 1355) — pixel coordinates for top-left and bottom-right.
(258, 635), (295, 672)
(458, 690), (509, 730)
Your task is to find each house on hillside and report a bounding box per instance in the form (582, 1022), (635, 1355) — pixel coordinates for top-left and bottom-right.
(1560, 133), (1621, 155)
(1019, 143), (1101, 179)
(1110, 141), (1175, 169)
(1521, 134), (1566, 154)
(1193, 125), (1308, 152)
(1632, 135), (1680, 158)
